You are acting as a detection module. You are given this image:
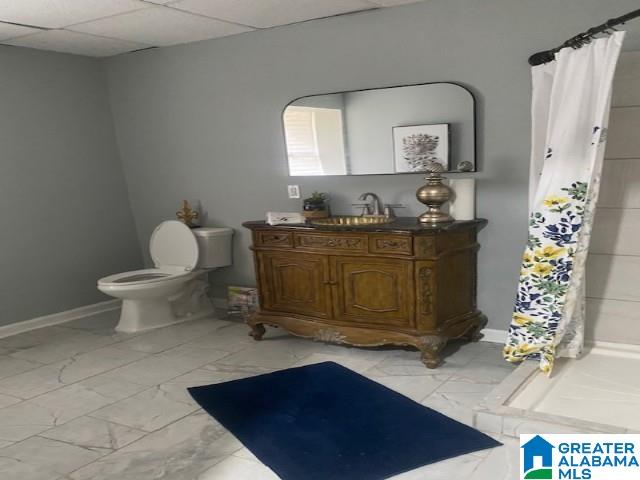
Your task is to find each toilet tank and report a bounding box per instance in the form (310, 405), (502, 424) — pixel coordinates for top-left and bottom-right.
(192, 227), (233, 269)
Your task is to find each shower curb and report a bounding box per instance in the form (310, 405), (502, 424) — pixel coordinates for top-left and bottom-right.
(473, 359), (638, 437)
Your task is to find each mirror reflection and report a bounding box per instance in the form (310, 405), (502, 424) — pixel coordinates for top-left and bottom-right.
(283, 83), (475, 176)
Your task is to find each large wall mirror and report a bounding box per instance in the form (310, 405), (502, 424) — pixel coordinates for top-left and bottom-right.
(283, 82), (476, 176)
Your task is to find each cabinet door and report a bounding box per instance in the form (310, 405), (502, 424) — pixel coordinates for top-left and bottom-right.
(257, 251), (332, 318)
(332, 256), (414, 327)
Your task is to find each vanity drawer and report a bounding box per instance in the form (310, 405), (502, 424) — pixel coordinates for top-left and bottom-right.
(294, 232), (367, 253)
(368, 234), (413, 256)
(254, 230), (293, 248)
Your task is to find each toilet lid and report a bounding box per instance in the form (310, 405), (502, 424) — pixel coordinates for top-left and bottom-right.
(149, 220), (199, 271)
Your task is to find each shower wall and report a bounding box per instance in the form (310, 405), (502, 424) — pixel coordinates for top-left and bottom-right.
(587, 51), (640, 344)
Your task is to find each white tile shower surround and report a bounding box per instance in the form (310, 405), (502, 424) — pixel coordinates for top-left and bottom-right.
(571, 51), (640, 346)
(0, 309), (518, 480)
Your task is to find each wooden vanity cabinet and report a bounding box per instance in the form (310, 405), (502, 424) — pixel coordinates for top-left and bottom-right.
(243, 219), (487, 368)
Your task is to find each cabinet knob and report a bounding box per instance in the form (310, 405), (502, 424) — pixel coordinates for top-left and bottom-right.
(323, 280), (338, 286)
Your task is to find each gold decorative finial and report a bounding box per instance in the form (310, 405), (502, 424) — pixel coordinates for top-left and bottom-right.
(176, 200), (199, 227)
(416, 165), (453, 224)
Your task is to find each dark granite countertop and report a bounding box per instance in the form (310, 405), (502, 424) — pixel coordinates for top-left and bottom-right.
(242, 217), (487, 234)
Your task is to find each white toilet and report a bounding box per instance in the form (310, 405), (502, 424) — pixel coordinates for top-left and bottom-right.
(98, 220), (233, 333)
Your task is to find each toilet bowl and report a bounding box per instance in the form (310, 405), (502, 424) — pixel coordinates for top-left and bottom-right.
(98, 220), (233, 333)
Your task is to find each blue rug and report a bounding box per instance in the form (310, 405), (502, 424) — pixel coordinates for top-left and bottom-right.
(188, 361), (501, 480)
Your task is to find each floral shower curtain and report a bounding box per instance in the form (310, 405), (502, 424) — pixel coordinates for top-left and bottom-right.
(504, 32), (625, 374)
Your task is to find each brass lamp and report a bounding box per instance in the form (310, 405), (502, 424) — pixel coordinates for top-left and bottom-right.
(416, 163), (453, 224)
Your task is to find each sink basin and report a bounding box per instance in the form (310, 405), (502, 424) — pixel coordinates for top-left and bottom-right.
(311, 215), (394, 226)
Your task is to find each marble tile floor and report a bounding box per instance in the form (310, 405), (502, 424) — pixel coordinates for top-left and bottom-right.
(0, 310), (519, 479)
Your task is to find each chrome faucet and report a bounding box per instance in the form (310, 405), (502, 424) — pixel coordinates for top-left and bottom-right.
(357, 192), (384, 216)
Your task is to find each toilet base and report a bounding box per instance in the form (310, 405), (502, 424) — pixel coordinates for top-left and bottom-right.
(115, 297), (216, 334)
(116, 298), (178, 333)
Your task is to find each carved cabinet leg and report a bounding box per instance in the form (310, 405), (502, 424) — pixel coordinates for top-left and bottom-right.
(463, 314), (488, 342)
(248, 323), (265, 341)
(465, 325), (483, 343)
(418, 335), (447, 369)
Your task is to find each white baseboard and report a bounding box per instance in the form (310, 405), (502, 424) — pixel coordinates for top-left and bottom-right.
(480, 328), (507, 344)
(0, 299), (121, 339)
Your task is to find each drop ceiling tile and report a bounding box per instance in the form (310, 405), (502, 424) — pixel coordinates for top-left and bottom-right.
(68, 7), (253, 46)
(0, 0), (149, 29)
(369, 0), (422, 6)
(3, 30), (149, 57)
(170, 0), (379, 29)
(0, 21), (42, 41)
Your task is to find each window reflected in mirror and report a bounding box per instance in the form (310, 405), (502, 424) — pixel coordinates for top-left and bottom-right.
(283, 105), (347, 175)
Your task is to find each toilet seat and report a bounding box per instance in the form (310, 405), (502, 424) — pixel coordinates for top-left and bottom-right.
(98, 266), (191, 287)
(98, 221), (199, 289)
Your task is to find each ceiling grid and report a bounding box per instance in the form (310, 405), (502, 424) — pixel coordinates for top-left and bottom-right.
(0, 0), (421, 57)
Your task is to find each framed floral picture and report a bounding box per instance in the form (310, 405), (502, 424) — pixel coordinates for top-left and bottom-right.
(392, 123), (450, 173)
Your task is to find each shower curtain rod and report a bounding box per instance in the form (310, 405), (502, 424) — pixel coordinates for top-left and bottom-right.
(528, 8), (640, 66)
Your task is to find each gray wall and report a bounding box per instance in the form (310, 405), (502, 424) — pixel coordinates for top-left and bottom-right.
(0, 46), (142, 326)
(104, 0), (640, 331)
